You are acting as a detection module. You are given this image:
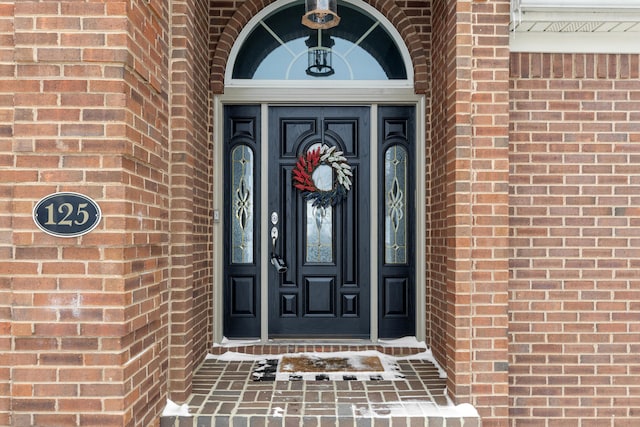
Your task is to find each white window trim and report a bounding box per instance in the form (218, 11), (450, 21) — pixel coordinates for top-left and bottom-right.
(219, 86), (418, 104)
(224, 0), (415, 89)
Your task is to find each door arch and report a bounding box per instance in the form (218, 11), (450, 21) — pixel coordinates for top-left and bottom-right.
(226, 0), (411, 83)
(210, 0), (429, 93)
(214, 0), (426, 343)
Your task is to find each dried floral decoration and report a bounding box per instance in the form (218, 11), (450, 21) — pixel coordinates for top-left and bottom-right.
(292, 144), (352, 207)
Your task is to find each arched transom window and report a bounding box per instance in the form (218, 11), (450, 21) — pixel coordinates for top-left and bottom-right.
(229, 0), (411, 82)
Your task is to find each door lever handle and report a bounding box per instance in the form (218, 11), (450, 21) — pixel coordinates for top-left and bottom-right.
(270, 253), (287, 273)
(270, 226), (287, 273)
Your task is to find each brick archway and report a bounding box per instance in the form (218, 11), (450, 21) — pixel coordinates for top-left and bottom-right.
(209, 0), (429, 93)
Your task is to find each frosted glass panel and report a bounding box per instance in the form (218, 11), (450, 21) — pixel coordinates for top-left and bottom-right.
(231, 145), (254, 263)
(385, 146), (407, 264)
(306, 203), (333, 263)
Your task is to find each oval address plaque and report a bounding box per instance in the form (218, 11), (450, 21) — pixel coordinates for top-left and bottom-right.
(33, 192), (102, 238)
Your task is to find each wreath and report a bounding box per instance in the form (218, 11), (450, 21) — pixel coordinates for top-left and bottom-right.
(292, 144), (352, 207)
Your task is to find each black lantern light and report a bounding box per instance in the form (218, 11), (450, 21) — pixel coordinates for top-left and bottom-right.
(305, 30), (335, 77)
(301, 0), (340, 29)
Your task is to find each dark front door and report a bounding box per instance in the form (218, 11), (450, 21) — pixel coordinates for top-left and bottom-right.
(223, 105), (415, 340)
(267, 106), (370, 338)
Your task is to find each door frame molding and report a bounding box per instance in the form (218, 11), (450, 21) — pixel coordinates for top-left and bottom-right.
(213, 91), (425, 344)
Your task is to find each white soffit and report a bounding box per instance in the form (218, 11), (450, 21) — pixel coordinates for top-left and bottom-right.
(510, 0), (640, 53)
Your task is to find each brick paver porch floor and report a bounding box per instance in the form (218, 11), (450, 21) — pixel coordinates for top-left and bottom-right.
(160, 344), (481, 427)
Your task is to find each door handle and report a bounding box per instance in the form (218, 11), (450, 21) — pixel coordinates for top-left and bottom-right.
(270, 253), (287, 273)
(270, 225), (287, 273)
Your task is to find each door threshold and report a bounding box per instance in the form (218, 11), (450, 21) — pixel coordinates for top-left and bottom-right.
(267, 338), (374, 345)
(216, 338), (375, 347)
(215, 336), (426, 349)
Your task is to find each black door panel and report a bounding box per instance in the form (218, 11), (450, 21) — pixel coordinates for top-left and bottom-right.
(268, 106), (370, 338)
(222, 105), (415, 339)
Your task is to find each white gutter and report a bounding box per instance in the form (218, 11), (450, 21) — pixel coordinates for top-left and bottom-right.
(510, 0), (640, 52)
(518, 0), (640, 9)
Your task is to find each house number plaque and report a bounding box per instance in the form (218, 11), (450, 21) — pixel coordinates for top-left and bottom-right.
(33, 192), (102, 238)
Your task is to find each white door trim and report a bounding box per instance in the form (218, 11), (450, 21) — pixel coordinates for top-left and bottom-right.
(213, 94), (425, 344)
(370, 104), (379, 342)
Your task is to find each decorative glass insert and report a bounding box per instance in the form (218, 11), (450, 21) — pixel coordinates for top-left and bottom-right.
(305, 142), (334, 263)
(384, 145), (407, 264)
(231, 145), (254, 263)
(306, 203), (333, 263)
(232, 1), (407, 80)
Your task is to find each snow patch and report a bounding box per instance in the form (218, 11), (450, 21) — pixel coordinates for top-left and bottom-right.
(439, 403), (479, 417)
(212, 337), (261, 347)
(161, 399), (191, 417)
(377, 336), (427, 348)
(354, 401), (479, 418)
(207, 351), (270, 361)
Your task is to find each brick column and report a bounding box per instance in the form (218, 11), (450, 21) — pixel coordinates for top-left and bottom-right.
(430, 0), (510, 424)
(167, 0), (213, 402)
(2, 1), (171, 425)
(0, 2), (15, 424)
(467, 0), (510, 423)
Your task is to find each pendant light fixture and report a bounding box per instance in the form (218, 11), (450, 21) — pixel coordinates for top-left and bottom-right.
(301, 0), (340, 29)
(305, 30), (335, 77)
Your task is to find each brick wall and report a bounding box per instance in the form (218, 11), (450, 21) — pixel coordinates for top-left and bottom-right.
(467, 1), (510, 423)
(5, 1), (638, 426)
(0, 2), (15, 424)
(124, 1), (171, 424)
(429, 0), (510, 425)
(429, 0), (458, 400)
(2, 1), (172, 425)
(168, 0), (213, 402)
(509, 52), (640, 426)
(185, 0), (214, 400)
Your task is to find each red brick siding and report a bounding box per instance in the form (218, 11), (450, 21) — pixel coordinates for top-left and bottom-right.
(429, 0), (459, 400)
(123, 2), (171, 425)
(168, 0), (213, 402)
(430, 1), (510, 425)
(0, 1), (15, 423)
(5, 1), (637, 427)
(185, 0), (214, 402)
(468, 0), (510, 424)
(2, 0), (171, 425)
(509, 52), (640, 426)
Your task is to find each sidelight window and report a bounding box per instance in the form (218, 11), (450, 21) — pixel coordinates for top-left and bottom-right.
(384, 145), (407, 264)
(231, 145), (254, 264)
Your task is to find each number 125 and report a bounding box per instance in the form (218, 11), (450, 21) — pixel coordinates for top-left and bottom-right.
(43, 202), (90, 226)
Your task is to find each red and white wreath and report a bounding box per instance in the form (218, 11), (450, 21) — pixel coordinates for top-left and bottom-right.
(292, 144), (352, 207)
